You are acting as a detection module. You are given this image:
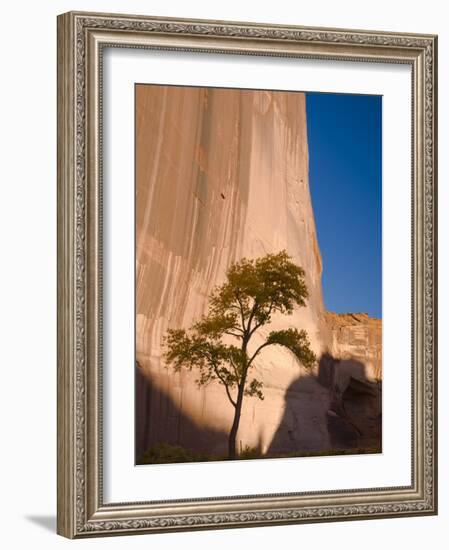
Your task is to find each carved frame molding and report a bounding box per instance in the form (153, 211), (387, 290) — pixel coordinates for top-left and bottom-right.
(57, 11), (437, 538)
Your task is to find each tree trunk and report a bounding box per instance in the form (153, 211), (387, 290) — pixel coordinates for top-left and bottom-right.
(228, 337), (249, 460)
(228, 383), (245, 459)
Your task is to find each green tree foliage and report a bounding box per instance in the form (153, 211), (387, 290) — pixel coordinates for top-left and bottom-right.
(163, 250), (316, 459)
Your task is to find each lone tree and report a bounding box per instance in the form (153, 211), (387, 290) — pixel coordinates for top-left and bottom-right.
(163, 250), (316, 460)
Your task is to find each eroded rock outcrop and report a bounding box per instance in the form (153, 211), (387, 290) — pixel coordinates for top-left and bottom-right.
(320, 313), (382, 451)
(326, 312), (382, 381)
(135, 84), (381, 460)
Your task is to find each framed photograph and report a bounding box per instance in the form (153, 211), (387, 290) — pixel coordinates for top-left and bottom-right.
(57, 11), (438, 538)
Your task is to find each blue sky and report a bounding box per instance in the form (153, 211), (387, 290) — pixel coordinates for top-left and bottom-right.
(305, 92), (382, 318)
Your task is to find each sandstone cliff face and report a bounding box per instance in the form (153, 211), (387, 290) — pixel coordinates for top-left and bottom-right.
(135, 84), (381, 459)
(326, 312), (382, 382)
(321, 313), (382, 451)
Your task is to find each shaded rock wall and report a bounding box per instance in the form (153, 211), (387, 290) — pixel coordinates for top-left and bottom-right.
(323, 313), (382, 452)
(136, 366), (228, 457)
(135, 84), (381, 459)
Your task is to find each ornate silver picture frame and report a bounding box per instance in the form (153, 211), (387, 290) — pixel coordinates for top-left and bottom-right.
(57, 11), (437, 538)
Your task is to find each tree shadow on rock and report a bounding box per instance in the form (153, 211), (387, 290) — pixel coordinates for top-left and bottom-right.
(267, 353), (382, 457)
(266, 374), (332, 456)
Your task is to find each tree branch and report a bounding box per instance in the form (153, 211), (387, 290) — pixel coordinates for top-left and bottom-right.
(235, 290), (247, 333)
(211, 363), (237, 407)
(248, 300), (274, 339)
(224, 330), (244, 339)
(200, 347), (237, 408)
(223, 382), (237, 408)
(246, 298), (259, 336)
(247, 341), (272, 368)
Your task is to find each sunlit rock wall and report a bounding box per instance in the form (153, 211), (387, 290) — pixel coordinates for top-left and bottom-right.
(326, 312), (382, 382)
(135, 84), (377, 459)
